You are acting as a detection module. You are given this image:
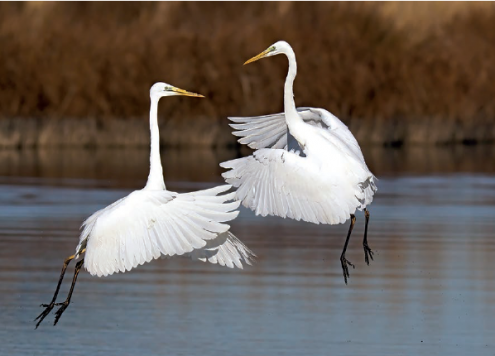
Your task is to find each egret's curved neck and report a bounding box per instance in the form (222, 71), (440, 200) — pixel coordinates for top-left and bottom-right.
(144, 96), (165, 190)
(283, 48), (304, 137)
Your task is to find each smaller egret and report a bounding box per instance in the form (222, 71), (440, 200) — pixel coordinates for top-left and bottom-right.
(221, 41), (377, 283)
(35, 82), (255, 328)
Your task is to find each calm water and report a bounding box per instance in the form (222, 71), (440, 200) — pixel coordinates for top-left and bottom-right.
(1, 147), (495, 356)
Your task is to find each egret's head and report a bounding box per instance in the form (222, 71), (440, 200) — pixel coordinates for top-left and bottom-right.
(244, 40), (292, 65)
(150, 82), (204, 100)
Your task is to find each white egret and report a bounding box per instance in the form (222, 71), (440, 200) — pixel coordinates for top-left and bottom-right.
(221, 41), (377, 284)
(35, 82), (255, 328)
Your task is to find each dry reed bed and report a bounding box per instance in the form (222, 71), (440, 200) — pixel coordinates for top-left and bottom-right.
(0, 2), (494, 147)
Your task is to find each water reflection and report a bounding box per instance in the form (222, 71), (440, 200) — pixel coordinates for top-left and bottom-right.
(0, 145), (494, 187)
(0, 147), (494, 356)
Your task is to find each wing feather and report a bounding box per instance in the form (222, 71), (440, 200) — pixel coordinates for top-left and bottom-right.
(228, 113), (288, 149)
(228, 107), (363, 154)
(221, 149), (363, 225)
(186, 231), (256, 269)
(79, 185), (249, 277)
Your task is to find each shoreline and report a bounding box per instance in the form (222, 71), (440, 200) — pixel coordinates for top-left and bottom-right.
(1, 145), (494, 187)
(0, 117), (494, 149)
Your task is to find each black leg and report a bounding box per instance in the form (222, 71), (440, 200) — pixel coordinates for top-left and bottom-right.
(34, 254), (75, 329)
(53, 258), (85, 326)
(363, 208), (374, 265)
(340, 214), (356, 284)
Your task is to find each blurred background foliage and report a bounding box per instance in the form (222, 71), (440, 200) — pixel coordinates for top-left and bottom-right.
(1, 2), (495, 147)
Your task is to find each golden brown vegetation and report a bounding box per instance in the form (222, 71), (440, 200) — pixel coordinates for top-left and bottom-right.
(0, 2), (494, 147)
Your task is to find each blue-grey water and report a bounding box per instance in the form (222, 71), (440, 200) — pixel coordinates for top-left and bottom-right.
(1, 147), (495, 356)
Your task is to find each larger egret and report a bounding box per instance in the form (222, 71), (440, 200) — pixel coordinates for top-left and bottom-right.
(221, 41), (377, 284)
(35, 82), (255, 328)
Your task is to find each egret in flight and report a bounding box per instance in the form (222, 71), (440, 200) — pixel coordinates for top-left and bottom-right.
(221, 41), (377, 284)
(35, 82), (255, 328)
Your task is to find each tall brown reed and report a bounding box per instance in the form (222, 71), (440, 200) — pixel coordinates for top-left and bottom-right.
(0, 2), (494, 146)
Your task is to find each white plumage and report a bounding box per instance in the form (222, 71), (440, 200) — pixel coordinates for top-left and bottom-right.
(223, 108), (377, 220)
(35, 82), (254, 328)
(221, 41), (376, 283)
(223, 149), (357, 225)
(78, 185), (251, 277)
(76, 84), (255, 275)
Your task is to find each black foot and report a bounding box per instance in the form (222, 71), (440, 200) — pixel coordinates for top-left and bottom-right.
(53, 302), (69, 326)
(34, 303), (55, 329)
(340, 255), (355, 284)
(363, 242), (374, 265)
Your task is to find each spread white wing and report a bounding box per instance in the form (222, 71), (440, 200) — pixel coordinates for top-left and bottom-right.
(221, 149), (364, 225)
(228, 107), (363, 157)
(77, 185), (253, 277)
(228, 111), (289, 149)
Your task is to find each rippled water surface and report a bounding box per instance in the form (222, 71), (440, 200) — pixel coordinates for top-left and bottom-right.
(1, 147), (495, 356)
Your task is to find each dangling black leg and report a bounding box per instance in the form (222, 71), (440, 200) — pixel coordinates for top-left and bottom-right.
(34, 254), (75, 329)
(340, 214), (356, 284)
(363, 208), (374, 265)
(53, 258), (85, 326)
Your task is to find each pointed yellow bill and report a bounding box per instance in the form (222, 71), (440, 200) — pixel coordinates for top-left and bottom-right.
(244, 47), (274, 65)
(170, 87), (205, 98)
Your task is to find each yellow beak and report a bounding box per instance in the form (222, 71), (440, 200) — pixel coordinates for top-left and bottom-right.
(170, 87), (205, 98)
(244, 48), (273, 65)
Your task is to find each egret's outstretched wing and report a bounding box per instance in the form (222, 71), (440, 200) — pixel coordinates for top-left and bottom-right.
(221, 149), (362, 225)
(228, 111), (288, 149)
(229, 108), (318, 150)
(78, 185), (241, 277)
(228, 107), (359, 150)
(185, 231), (256, 269)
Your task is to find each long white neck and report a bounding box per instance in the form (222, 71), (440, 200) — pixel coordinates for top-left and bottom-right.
(283, 47), (305, 141)
(144, 96), (165, 190)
